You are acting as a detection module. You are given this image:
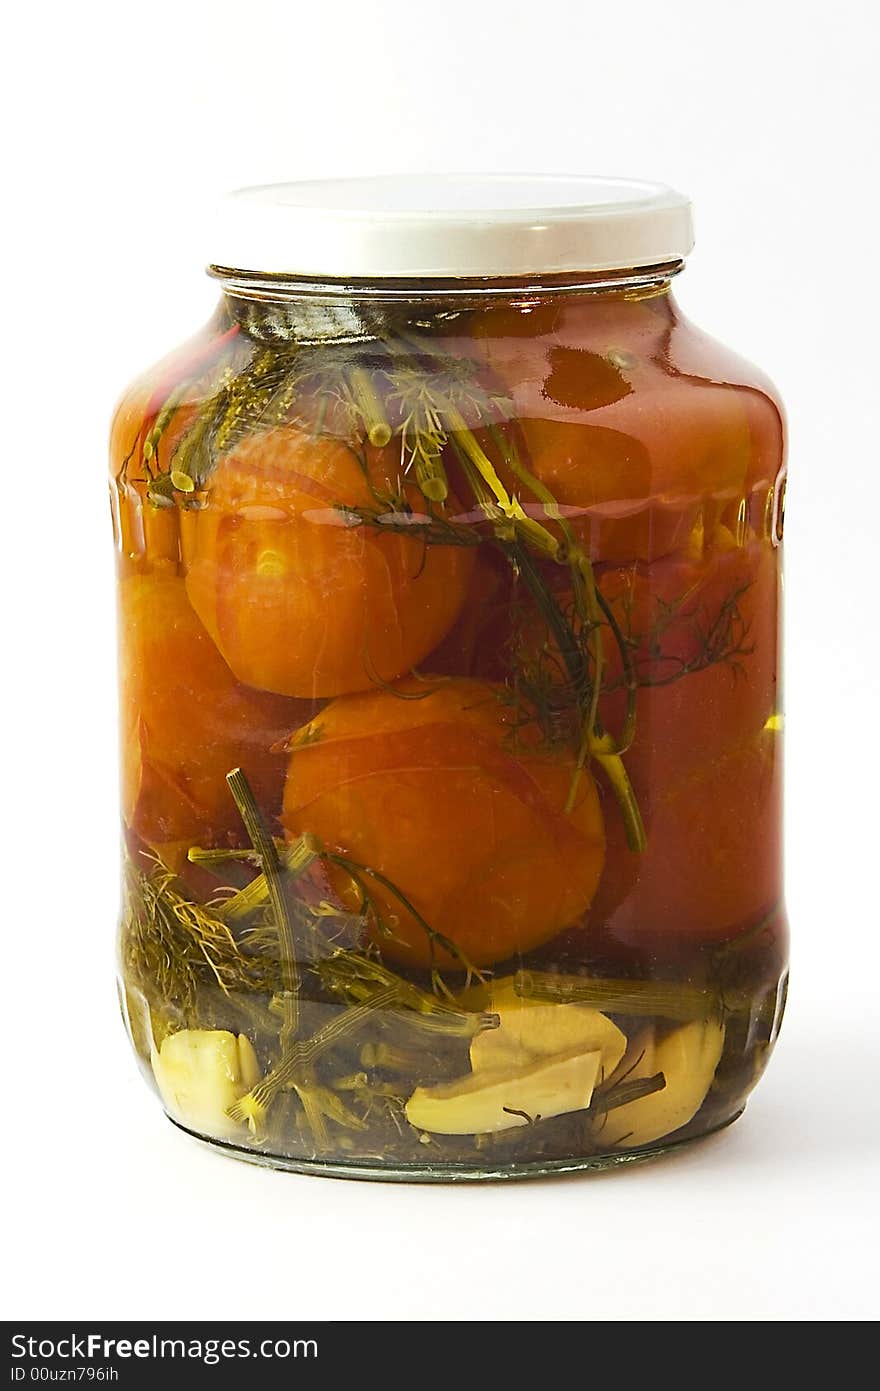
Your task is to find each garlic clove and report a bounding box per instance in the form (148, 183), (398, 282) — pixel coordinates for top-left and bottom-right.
(471, 976), (626, 1077)
(151, 1029), (263, 1140)
(236, 1032), (262, 1091)
(405, 1048), (602, 1135)
(594, 1019), (725, 1149)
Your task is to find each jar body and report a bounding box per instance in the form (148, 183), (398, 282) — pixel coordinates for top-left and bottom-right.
(112, 271), (787, 1177)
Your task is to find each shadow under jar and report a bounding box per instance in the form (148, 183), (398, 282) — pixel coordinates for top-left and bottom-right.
(112, 175), (788, 1180)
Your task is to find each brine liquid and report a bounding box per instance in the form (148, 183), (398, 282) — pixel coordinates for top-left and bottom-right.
(113, 279), (787, 1175)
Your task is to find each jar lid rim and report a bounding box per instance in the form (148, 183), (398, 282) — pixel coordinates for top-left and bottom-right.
(208, 173), (694, 280)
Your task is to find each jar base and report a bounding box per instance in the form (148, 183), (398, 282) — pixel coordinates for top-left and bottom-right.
(166, 1108), (745, 1183)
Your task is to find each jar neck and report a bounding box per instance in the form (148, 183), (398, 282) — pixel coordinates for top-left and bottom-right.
(211, 261), (682, 302)
(210, 262), (682, 345)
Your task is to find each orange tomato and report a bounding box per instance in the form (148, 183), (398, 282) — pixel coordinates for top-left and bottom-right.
(119, 572), (307, 847)
(281, 678), (605, 969)
(183, 427), (475, 699)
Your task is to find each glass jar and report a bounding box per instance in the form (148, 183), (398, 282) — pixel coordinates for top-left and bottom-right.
(112, 176), (787, 1179)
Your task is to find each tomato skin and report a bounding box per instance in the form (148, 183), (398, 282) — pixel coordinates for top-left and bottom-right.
(281, 679), (606, 969)
(428, 546), (514, 681)
(514, 418), (706, 565)
(598, 532), (778, 760)
(119, 572), (307, 848)
(182, 427), (475, 700)
(588, 725), (782, 949)
(585, 536), (781, 947)
(507, 531), (780, 948)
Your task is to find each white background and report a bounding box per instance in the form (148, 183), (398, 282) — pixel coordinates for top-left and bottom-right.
(2, 0), (878, 1322)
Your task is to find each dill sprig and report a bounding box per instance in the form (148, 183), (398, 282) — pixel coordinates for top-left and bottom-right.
(228, 986), (399, 1135)
(120, 855), (276, 1021)
(129, 768), (495, 1139)
(189, 829), (484, 1001)
(168, 346), (300, 494)
(621, 579), (755, 690)
(324, 852), (486, 998)
(385, 355), (503, 502)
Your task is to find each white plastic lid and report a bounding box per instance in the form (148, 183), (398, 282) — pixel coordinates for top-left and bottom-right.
(210, 174), (693, 281)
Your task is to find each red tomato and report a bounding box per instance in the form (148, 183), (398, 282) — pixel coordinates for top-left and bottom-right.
(281, 678), (605, 969)
(586, 535), (781, 946)
(183, 426), (475, 699)
(506, 531), (780, 946)
(598, 532), (779, 767)
(119, 572), (306, 847)
(428, 546), (514, 681)
(588, 724), (782, 948)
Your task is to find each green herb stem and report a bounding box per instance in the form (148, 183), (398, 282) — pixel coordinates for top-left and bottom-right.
(591, 1072), (667, 1116)
(217, 834), (320, 924)
(229, 985), (398, 1131)
(515, 969), (726, 1022)
(348, 367), (393, 448)
(226, 769), (300, 1050)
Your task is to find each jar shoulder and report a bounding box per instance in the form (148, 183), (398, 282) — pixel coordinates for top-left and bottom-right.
(459, 292), (785, 535)
(109, 312), (236, 478)
(665, 310), (786, 427)
(466, 290), (783, 422)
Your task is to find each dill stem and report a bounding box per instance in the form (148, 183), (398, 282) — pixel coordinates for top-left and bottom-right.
(485, 423), (643, 843)
(594, 748), (647, 852)
(509, 541), (589, 697)
(360, 1041), (416, 1071)
(230, 986), (398, 1127)
(565, 550), (605, 813)
(187, 846), (262, 866)
(498, 433), (605, 804)
(326, 852), (483, 986)
(132, 321), (241, 479)
(348, 367), (392, 447)
(445, 407), (561, 560)
(213, 348), (274, 457)
(142, 384), (187, 464)
(594, 585), (638, 752)
(514, 969), (728, 1022)
(504, 539), (644, 847)
(217, 835), (320, 923)
(592, 1072), (667, 1116)
(170, 375), (231, 488)
(414, 450), (449, 502)
(444, 404), (511, 505)
(226, 769), (300, 1050)
(319, 950), (498, 1037)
